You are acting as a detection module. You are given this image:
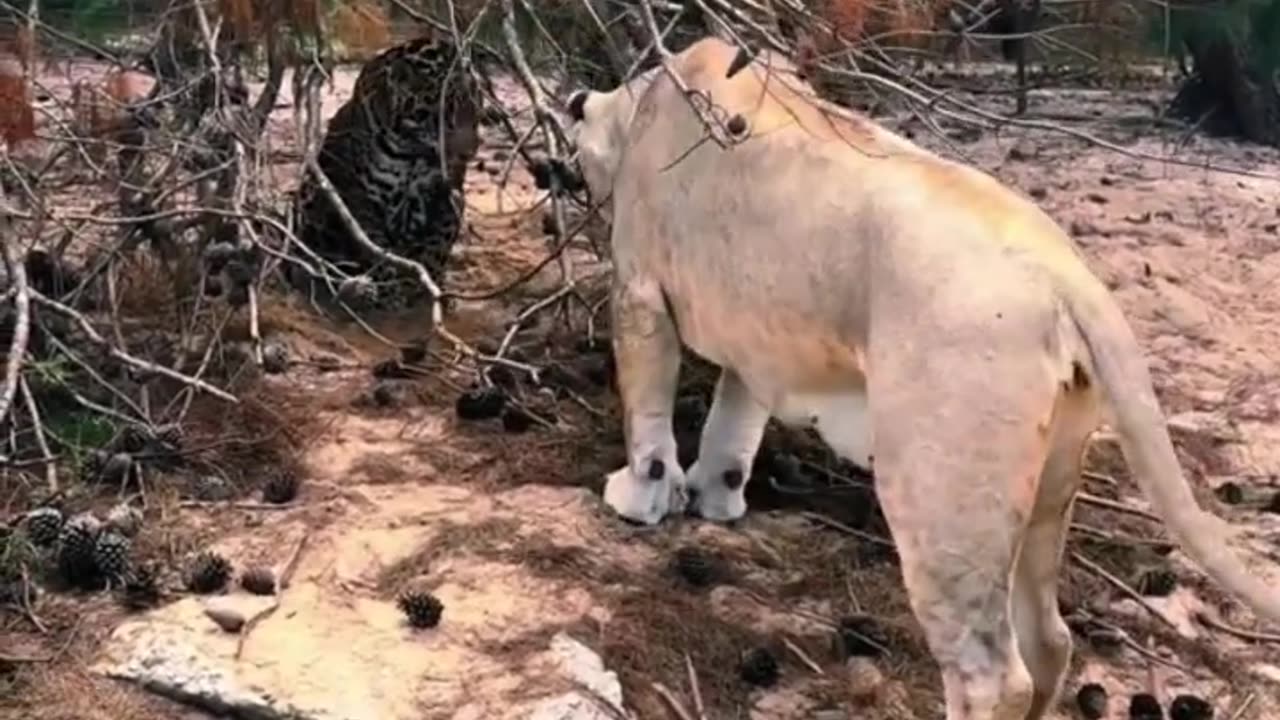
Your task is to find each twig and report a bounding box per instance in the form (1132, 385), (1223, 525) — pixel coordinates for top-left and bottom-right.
(235, 531), (309, 660)
(799, 510), (895, 548)
(20, 563), (48, 634)
(29, 290), (237, 402)
(177, 500), (299, 510)
(1228, 692), (1256, 720)
(782, 636), (824, 675)
(0, 614), (80, 664)
(1082, 470), (1118, 486)
(278, 529), (309, 589)
(652, 681), (696, 720)
(18, 377), (56, 492)
(1069, 551), (1178, 631)
(1195, 611), (1280, 644)
(1076, 492), (1161, 523)
(683, 653), (708, 720)
(500, 0), (576, 285)
(0, 213), (31, 426)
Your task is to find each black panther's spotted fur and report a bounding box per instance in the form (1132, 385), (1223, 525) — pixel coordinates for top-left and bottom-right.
(292, 36), (481, 309)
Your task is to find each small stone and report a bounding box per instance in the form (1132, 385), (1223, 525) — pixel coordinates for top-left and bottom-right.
(100, 452), (136, 485)
(1076, 682), (1108, 719)
(204, 606), (246, 633)
(845, 657), (884, 706)
(104, 502), (144, 538)
(239, 566), (276, 596)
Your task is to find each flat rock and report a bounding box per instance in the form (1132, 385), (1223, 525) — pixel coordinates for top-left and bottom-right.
(93, 483), (627, 720)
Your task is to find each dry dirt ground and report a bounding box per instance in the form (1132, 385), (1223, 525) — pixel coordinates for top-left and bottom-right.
(3, 56), (1280, 720)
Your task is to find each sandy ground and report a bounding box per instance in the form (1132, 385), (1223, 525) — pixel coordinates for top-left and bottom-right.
(3, 54), (1280, 720)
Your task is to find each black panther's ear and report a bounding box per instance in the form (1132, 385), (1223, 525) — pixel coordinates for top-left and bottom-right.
(567, 90), (588, 122)
(726, 45), (754, 79)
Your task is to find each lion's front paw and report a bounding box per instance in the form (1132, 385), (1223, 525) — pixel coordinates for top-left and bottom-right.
(603, 463), (687, 525)
(686, 460), (748, 522)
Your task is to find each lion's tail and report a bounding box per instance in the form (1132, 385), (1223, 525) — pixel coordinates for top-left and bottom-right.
(1063, 275), (1280, 625)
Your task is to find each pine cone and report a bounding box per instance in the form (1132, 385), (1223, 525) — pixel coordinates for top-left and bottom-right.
(261, 341), (289, 375)
(57, 513), (103, 587)
(23, 507), (64, 547)
(185, 551), (232, 594)
(738, 647), (779, 687)
(120, 563), (163, 611)
(1075, 683), (1108, 720)
(454, 386), (505, 421)
(93, 531), (132, 580)
(1170, 694), (1213, 720)
(1129, 693), (1162, 720)
(397, 590), (444, 629)
(154, 423), (184, 450)
(500, 406), (535, 433)
(240, 566), (276, 596)
(672, 546), (719, 588)
(261, 470), (300, 505)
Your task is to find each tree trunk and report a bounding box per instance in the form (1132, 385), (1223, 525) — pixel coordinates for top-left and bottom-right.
(1176, 22), (1280, 147)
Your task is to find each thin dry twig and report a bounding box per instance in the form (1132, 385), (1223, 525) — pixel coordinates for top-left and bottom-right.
(29, 289), (237, 402)
(1076, 492), (1162, 523)
(18, 376), (57, 492)
(0, 208), (31, 426)
(1070, 551), (1179, 632)
(652, 681), (696, 720)
(1228, 692), (1257, 720)
(799, 510), (895, 548)
(782, 636), (825, 675)
(235, 530), (309, 660)
(683, 653), (708, 720)
(1195, 611), (1280, 644)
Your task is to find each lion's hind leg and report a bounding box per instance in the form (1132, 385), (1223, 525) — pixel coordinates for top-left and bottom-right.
(685, 368), (771, 521)
(869, 342), (1061, 719)
(1012, 387), (1098, 719)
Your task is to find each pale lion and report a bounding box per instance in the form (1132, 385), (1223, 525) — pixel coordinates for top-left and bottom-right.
(566, 36), (1280, 720)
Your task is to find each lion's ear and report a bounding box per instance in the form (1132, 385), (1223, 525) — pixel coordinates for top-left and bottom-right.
(567, 90), (588, 122)
(726, 45), (754, 79)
